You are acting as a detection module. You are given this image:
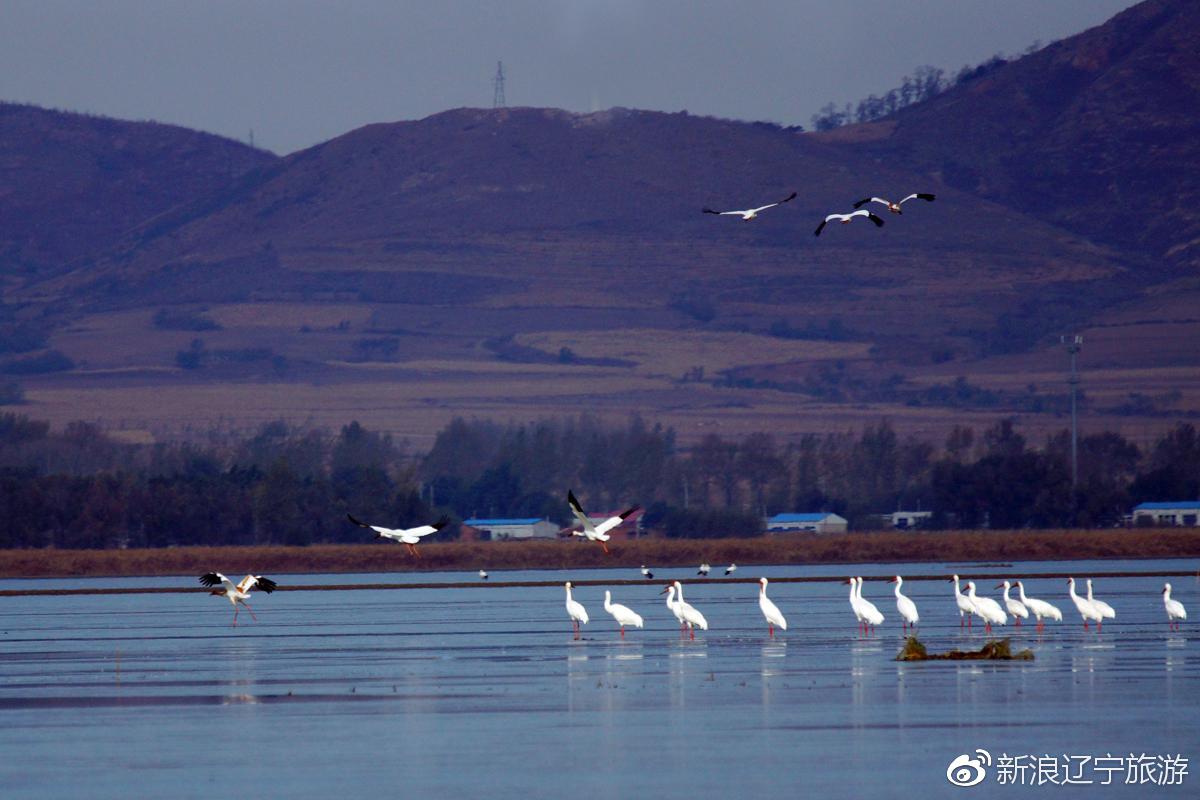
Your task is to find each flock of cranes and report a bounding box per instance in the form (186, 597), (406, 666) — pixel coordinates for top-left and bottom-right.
(204, 495), (1186, 636)
(555, 572), (1187, 641)
(198, 566), (1187, 636)
(700, 188), (936, 236)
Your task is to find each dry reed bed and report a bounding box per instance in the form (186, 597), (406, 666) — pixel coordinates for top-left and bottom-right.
(0, 529), (1197, 579)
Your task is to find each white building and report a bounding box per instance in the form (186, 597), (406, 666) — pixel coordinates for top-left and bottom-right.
(765, 512), (848, 534)
(1132, 502), (1200, 527)
(462, 517), (560, 540)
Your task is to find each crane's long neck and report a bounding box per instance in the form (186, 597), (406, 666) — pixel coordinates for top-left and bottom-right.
(675, 583), (685, 604)
(1164, 586), (1172, 602)
(849, 580), (857, 603)
(565, 585), (573, 605)
(1086, 581), (1094, 601)
(894, 577), (903, 598)
(953, 577), (962, 599)
(604, 591), (612, 612)
(1069, 581), (1080, 601)
(1002, 583), (1011, 602)
(665, 586), (675, 608)
(1018, 584), (1028, 603)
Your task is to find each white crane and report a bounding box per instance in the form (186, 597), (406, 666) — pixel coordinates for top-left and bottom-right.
(846, 576), (866, 633)
(199, 573), (277, 626)
(950, 574), (976, 629)
(697, 563), (711, 576)
(814, 209), (884, 237)
(965, 582), (1007, 632)
(995, 581), (1029, 626)
(662, 581), (708, 639)
(1067, 577), (1104, 631)
(758, 577), (788, 638)
(1015, 581), (1062, 631)
(1086, 579), (1116, 621)
(663, 582), (687, 633)
(855, 577), (885, 631)
(1163, 583), (1187, 631)
(564, 581), (589, 640)
(603, 590), (644, 638)
(347, 513), (450, 558)
(566, 490), (639, 555)
(852, 193), (935, 214)
(478, 569), (489, 580)
(724, 563), (738, 576)
(640, 564), (654, 580)
(703, 191), (796, 221)
(890, 575), (919, 632)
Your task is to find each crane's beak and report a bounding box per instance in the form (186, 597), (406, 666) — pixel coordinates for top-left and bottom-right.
(994, 583), (1005, 589)
(659, 585), (670, 594)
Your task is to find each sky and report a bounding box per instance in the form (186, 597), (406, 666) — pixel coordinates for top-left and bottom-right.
(0, 0), (1138, 155)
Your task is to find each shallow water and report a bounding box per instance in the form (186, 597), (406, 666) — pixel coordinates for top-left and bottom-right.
(1, 559), (1197, 798)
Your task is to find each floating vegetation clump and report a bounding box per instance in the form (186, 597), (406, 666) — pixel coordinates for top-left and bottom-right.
(896, 637), (1033, 661)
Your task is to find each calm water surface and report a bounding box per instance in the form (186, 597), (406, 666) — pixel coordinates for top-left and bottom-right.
(1, 559), (1197, 798)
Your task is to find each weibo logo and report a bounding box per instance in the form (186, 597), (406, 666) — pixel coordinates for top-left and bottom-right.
(946, 749), (992, 787)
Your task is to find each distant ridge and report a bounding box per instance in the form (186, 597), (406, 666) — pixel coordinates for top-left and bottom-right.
(817, 0), (1200, 267)
(0, 101), (277, 276)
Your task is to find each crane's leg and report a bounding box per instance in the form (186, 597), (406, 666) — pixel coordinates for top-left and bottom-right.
(689, 624), (695, 641)
(241, 601), (257, 621)
(1097, 621), (1102, 633)
(232, 606), (239, 627)
(768, 624), (774, 639)
(601, 542), (610, 555)
(620, 626), (625, 639)
(1083, 620), (1089, 630)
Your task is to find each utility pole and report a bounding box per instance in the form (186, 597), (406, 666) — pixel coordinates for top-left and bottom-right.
(492, 61), (506, 108)
(1062, 334), (1083, 490)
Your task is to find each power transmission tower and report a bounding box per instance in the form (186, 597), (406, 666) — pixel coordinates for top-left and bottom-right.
(493, 61), (506, 108)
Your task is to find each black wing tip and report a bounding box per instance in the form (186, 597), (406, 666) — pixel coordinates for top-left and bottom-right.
(702, 207), (719, 215)
(567, 490), (583, 510)
(347, 513), (369, 528)
(869, 213), (885, 227)
(813, 221), (826, 237)
(781, 191), (797, 203)
(256, 577), (278, 593)
(432, 515), (452, 531)
(852, 198), (870, 209)
(199, 573), (220, 587)
(917, 193), (936, 201)
(619, 504), (641, 520)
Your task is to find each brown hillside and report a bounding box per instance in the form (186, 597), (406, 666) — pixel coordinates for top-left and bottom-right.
(0, 102), (276, 277)
(818, 0), (1200, 268)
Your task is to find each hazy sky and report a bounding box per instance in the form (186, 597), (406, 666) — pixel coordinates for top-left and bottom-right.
(0, 1), (1137, 154)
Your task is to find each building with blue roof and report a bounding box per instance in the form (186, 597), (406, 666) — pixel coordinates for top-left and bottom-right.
(1132, 502), (1200, 527)
(765, 512), (847, 534)
(462, 517), (560, 540)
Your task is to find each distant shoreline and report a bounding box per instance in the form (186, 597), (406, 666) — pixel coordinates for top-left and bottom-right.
(0, 529), (1196, 579)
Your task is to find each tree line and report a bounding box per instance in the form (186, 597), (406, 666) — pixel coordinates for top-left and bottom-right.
(0, 411), (1197, 549)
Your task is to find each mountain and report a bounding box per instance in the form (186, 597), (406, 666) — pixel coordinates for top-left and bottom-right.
(30, 105), (1124, 354)
(4, 0), (1198, 447)
(0, 102), (276, 280)
(815, 0), (1200, 268)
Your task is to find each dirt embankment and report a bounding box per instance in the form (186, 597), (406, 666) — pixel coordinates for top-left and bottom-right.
(0, 528), (1196, 579)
